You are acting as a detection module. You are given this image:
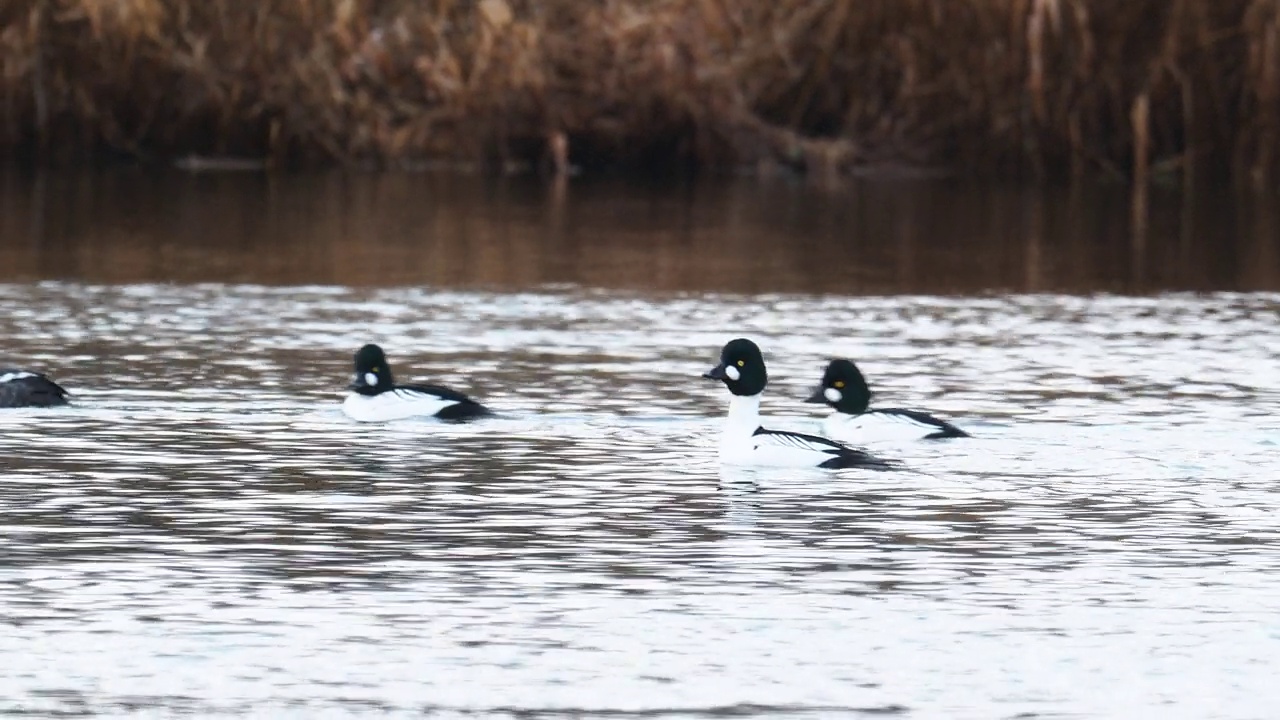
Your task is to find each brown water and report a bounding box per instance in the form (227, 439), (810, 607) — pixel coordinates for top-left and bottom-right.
(1, 172), (1279, 719)
(1, 170), (1277, 293)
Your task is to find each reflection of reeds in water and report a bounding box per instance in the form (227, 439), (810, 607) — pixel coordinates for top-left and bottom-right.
(0, 172), (1274, 292)
(1, 0), (1278, 182)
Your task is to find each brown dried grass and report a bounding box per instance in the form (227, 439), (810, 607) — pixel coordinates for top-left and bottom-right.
(0, 0), (1277, 182)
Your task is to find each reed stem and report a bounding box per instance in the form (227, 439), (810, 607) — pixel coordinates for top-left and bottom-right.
(0, 0), (1273, 182)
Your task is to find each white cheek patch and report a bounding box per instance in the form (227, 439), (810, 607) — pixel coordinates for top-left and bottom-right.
(364, 372), (378, 386)
(824, 387), (843, 403)
(724, 365), (741, 381)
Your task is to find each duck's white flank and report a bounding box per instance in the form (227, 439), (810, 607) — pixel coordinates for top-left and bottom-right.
(719, 394), (853, 467)
(342, 389), (461, 422)
(821, 410), (953, 443)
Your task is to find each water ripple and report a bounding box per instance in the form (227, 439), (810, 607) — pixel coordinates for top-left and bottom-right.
(2, 285), (1279, 718)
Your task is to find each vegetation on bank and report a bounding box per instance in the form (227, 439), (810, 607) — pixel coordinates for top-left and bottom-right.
(1, 0), (1278, 183)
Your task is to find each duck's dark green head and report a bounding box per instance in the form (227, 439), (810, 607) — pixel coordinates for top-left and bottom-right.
(805, 359), (872, 414)
(350, 344), (395, 395)
(702, 338), (768, 397)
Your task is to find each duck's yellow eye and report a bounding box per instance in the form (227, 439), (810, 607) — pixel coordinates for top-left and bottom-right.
(834, 380), (845, 389)
(736, 360), (745, 367)
(371, 367), (379, 373)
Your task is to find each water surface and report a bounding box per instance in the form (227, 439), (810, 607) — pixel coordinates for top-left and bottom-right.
(2, 173), (1280, 718)
(2, 282), (1279, 719)
(1, 170), (1278, 292)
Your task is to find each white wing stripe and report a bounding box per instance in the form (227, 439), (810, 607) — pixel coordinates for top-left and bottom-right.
(393, 388), (455, 403)
(0, 372), (37, 384)
(756, 431), (841, 453)
(886, 412), (938, 429)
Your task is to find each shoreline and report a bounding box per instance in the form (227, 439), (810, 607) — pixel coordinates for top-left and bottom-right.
(2, 0), (1278, 186)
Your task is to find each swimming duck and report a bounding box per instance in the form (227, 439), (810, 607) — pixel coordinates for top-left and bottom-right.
(342, 344), (490, 422)
(703, 339), (893, 469)
(0, 369), (70, 409)
(806, 359), (967, 441)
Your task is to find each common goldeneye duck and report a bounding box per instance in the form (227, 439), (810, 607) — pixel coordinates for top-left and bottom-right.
(702, 339), (893, 470)
(0, 368), (70, 408)
(805, 359), (968, 441)
(341, 344), (490, 422)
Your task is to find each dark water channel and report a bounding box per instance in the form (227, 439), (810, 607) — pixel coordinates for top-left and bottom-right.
(1, 170), (1277, 293)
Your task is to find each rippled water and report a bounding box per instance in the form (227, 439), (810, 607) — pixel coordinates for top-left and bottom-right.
(2, 282), (1279, 718)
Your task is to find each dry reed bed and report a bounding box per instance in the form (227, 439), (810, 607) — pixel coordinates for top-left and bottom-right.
(0, 0), (1277, 182)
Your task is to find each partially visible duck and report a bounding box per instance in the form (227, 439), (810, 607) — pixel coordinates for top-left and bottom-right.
(0, 369), (70, 408)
